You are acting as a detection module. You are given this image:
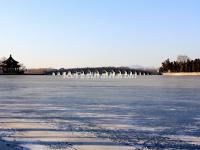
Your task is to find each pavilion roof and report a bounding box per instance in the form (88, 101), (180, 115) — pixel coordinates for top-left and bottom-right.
(2, 55), (19, 64)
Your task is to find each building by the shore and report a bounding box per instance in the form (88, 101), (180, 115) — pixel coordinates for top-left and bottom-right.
(0, 55), (24, 75)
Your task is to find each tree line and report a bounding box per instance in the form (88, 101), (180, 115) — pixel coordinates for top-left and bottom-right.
(159, 55), (200, 73)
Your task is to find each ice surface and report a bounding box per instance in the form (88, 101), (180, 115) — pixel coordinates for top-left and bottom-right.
(0, 76), (200, 149)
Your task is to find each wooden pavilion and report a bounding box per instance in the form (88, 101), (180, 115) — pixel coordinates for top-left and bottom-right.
(1, 55), (24, 74)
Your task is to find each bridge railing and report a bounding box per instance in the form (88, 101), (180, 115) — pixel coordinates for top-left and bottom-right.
(47, 67), (158, 78)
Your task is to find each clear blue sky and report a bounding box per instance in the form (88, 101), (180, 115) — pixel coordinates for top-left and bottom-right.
(0, 0), (200, 68)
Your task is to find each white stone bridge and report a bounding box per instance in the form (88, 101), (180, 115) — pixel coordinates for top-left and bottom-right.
(45, 67), (158, 78)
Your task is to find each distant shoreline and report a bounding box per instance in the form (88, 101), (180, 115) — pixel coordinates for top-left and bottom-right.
(0, 73), (45, 75)
(163, 72), (200, 76)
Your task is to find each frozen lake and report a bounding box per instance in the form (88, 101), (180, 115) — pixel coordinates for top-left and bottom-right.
(0, 75), (200, 150)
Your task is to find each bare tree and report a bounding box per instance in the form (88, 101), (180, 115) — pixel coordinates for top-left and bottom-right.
(19, 63), (27, 72)
(177, 55), (190, 63)
(0, 57), (6, 73)
(0, 57), (7, 69)
(0, 57), (7, 63)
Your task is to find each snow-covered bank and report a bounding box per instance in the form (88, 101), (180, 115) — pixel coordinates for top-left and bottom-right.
(163, 72), (200, 76)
